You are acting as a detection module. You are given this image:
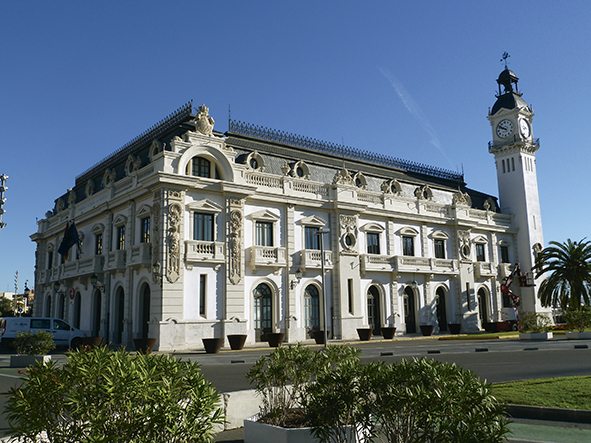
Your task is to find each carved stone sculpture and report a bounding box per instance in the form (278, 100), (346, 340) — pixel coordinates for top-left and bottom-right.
(195, 104), (215, 136)
(229, 209), (243, 284)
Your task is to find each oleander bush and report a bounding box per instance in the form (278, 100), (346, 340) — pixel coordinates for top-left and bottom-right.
(519, 312), (553, 333)
(5, 345), (224, 443)
(563, 306), (591, 332)
(14, 330), (56, 355)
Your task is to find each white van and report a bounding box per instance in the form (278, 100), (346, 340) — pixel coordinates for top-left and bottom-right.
(0, 317), (87, 348)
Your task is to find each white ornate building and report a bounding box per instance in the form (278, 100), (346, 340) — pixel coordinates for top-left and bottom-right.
(31, 69), (546, 351)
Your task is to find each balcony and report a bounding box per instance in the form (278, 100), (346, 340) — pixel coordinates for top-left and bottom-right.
(393, 256), (458, 275)
(185, 240), (225, 264)
(248, 246), (287, 272)
(498, 263), (513, 279)
(104, 250), (127, 272)
(77, 256), (105, 276)
(474, 261), (496, 279)
(300, 249), (333, 271)
(129, 243), (152, 268)
(360, 254), (394, 275)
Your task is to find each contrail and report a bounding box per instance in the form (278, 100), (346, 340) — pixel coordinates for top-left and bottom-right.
(379, 67), (455, 169)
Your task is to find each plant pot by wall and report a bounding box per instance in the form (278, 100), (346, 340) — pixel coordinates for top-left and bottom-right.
(448, 323), (462, 334)
(356, 328), (373, 341)
(419, 325), (434, 336)
(202, 337), (224, 354)
(227, 334), (248, 350)
(483, 322), (497, 332)
(381, 327), (396, 339)
(312, 330), (330, 344)
(265, 332), (285, 348)
(133, 338), (156, 354)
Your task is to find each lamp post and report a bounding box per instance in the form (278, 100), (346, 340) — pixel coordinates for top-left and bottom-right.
(0, 174), (8, 236)
(317, 228), (330, 349)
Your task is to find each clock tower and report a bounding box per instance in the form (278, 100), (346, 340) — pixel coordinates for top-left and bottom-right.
(488, 65), (546, 313)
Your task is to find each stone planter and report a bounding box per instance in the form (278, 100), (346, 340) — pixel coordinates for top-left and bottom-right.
(133, 338), (156, 354)
(566, 331), (591, 340)
(312, 330), (330, 345)
(10, 355), (51, 368)
(381, 327), (396, 339)
(266, 332), (285, 348)
(202, 337), (224, 354)
(227, 334), (248, 350)
(244, 414), (361, 443)
(420, 325), (435, 336)
(519, 332), (553, 340)
(448, 323), (462, 334)
(356, 328), (373, 341)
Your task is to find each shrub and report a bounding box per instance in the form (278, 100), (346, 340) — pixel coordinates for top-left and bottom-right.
(5, 346), (224, 442)
(563, 306), (591, 332)
(519, 312), (553, 333)
(14, 330), (56, 355)
(306, 358), (509, 443)
(246, 344), (361, 428)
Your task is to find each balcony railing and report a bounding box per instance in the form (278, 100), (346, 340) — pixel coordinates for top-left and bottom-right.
(248, 245), (287, 271)
(185, 240), (225, 263)
(393, 256), (458, 274)
(474, 261), (495, 279)
(300, 249), (333, 270)
(130, 243), (152, 268)
(360, 254), (394, 274)
(105, 250), (126, 272)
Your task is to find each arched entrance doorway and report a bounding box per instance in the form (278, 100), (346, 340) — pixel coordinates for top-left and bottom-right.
(304, 284), (320, 335)
(477, 288), (489, 326)
(254, 283), (273, 342)
(91, 289), (102, 337)
(139, 284), (150, 339)
(404, 286), (417, 333)
(73, 292), (81, 329)
(58, 293), (65, 319)
(367, 285), (382, 335)
(114, 287), (125, 343)
(436, 287), (448, 332)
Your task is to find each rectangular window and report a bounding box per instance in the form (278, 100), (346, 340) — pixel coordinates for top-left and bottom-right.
(192, 157), (211, 178)
(193, 213), (214, 241)
(466, 283), (471, 311)
(305, 226), (320, 250)
(348, 279), (354, 315)
(402, 236), (414, 256)
(140, 217), (151, 243)
(95, 234), (103, 255)
(117, 226), (125, 250)
(199, 274), (206, 317)
(47, 251), (53, 269)
(256, 221), (273, 246)
(476, 243), (486, 262)
(434, 239), (445, 259)
(367, 233), (380, 254)
(500, 245), (510, 263)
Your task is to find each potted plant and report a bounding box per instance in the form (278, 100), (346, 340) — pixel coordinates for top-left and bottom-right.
(202, 337), (224, 354)
(519, 312), (553, 340)
(448, 322), (462, 334)
(419, 324), (435, 336)
(265, 332), (285, 348)
(133, 337), (157, 354)
(381, 326), (396, 339)
(564, 306), (591, 339)
(312, 329), (330, 344)
(10, 330), (56, 368)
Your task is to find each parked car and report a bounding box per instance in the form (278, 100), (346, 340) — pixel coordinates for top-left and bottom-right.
(0, 317), (86, 348)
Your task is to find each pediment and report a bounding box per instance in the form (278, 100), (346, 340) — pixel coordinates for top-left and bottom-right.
(91, 223), (105, 235)
(186, 199), (222, 213)
(398, 227), (419, 236)
(472, 235), (488, 244)
(136, 204), (152, 218)
(361, 222), (384, 233)
(113, 214), (128, 227)
(299, 215), (327, 227)
(249, 209), (280, 222)
(430, 230), (449, 240)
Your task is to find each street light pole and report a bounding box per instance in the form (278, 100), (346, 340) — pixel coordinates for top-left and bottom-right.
(0, 174), (8, 237)
(318, 228), (330, 349)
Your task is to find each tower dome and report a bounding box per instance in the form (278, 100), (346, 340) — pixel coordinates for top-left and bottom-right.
(491, 68), (527, 115)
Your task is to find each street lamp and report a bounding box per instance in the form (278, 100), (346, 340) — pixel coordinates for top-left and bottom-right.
(0, 174), (8, 236)
(90, 274), (105, 292)
(316, 228), (330, 348)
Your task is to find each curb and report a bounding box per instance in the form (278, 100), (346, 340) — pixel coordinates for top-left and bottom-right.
(505, 404), (591, 423)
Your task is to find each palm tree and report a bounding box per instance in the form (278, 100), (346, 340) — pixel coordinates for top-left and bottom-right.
(532, 239), (591, 310)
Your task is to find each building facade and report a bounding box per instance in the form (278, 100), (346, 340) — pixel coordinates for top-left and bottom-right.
(31, 70), (546, 351)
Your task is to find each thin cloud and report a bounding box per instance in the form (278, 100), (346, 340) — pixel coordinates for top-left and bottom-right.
(379, 67), (455, 169)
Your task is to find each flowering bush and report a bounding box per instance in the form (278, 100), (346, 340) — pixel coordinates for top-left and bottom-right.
(14, 330), (56, 355)
(519, 312), (553, 333)
(563, 306), (591, 332)
(5, 346), (224, 442)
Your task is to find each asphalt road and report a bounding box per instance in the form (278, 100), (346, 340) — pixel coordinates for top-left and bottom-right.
(0, 335), (590, 439)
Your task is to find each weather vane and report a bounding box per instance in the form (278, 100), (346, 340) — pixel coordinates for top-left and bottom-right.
(501, 52), (510, 69)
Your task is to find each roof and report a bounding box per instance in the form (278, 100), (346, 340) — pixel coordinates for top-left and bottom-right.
(491, 92), (528, 115)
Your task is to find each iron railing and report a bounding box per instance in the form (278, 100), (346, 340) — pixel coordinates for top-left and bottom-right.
(229, 120), (463, 182)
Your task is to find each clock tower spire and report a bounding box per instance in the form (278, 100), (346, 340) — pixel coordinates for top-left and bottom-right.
(488, 60), (546, 314)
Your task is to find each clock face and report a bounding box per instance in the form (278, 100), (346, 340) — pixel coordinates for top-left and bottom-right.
(519, 119), (531, 138)
(496, 119), (514, 138)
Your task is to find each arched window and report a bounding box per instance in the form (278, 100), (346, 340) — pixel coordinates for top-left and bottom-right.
(436, 287), (448, 332)
(367, 285), (381, 335)
(193, 157), (211, 178)
(304, 285), (320, 331)
(253, 283), (273, 342)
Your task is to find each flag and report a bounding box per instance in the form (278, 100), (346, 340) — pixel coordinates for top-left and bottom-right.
(58, 221), (80, 259)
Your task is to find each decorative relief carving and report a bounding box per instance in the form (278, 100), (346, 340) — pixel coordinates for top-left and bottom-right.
(228, 209), (243, 284)
(56, 198), (65, 213)
(333, 167), (353, 185)
(352, 172), (367, 189)
(458, 229), (471, 260)
(339, 214), (358, 253)
(125, 155), (142, 176)
(152, 202), (161, 284)
(67, 189), (77, 207)
(103, 168), (116, 187)
(452, 191), (472, 207)
(167, 203), (182, 283)
(381, 179), (401, 195)
(195, 104), (215, 136)
(85, 180), (95, 198)
(415, 185), (433, 200)
(484, 197), (496, 211)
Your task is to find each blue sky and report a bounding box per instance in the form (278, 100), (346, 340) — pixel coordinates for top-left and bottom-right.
(1, 1), (590, 293)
